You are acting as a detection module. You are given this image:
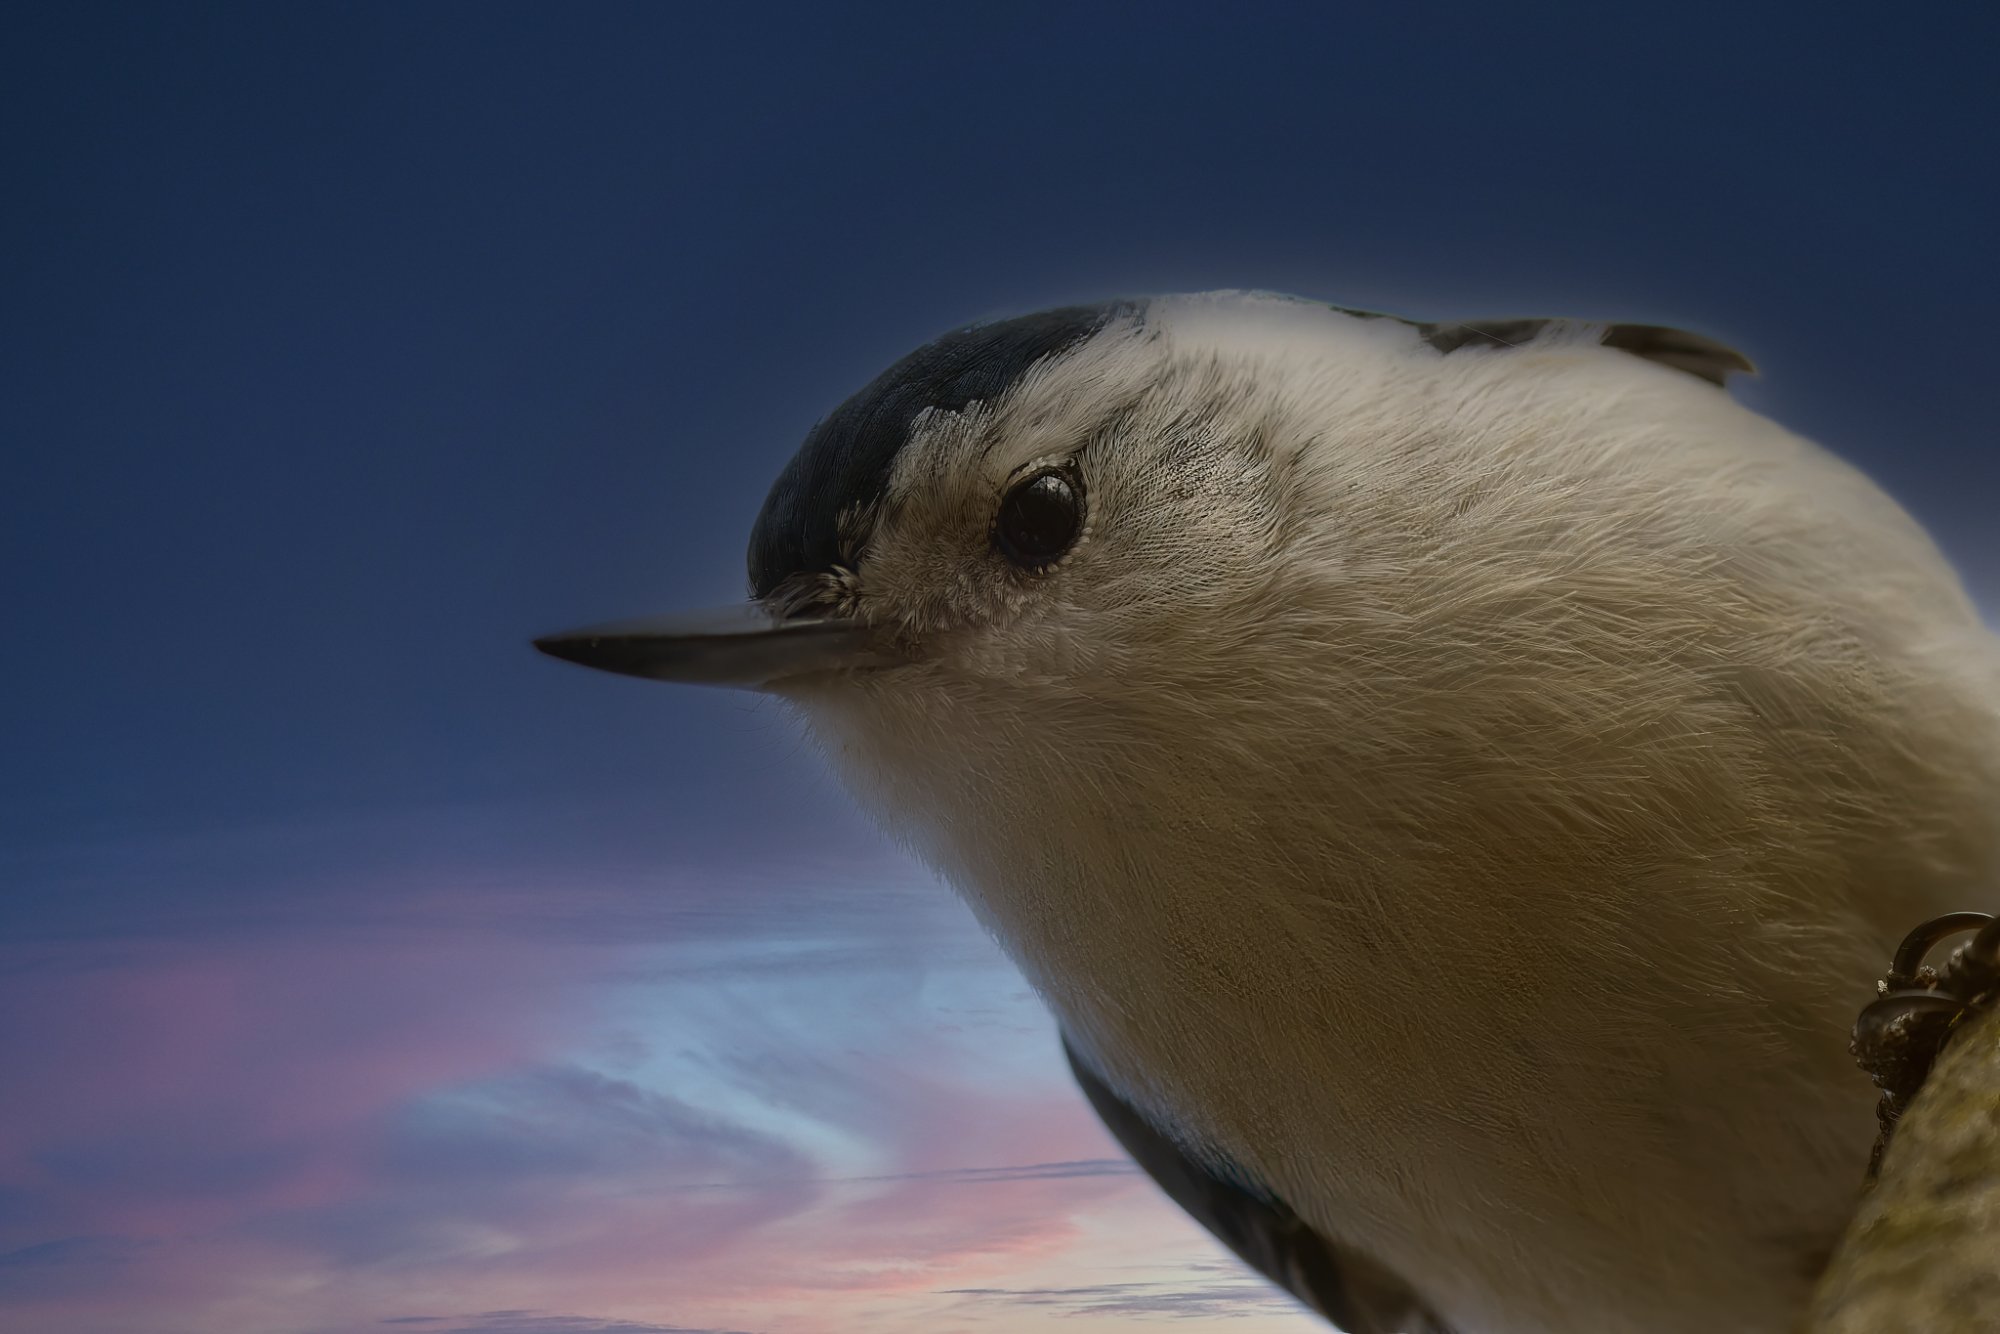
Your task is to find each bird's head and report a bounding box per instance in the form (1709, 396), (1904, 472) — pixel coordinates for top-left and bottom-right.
(538, 295), (1369, 748)
(536, 290), (1765, 892)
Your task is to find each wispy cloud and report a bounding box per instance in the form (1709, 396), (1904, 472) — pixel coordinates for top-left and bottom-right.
(381, 1312), (761, 1334)
(745, 1158), (1141, 1189)
(943, 1270), (1306, 1320)
(0, 818), (1317, 1334)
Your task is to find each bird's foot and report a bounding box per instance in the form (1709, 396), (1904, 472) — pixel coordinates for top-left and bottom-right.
(1851, 910), (2000, 1179)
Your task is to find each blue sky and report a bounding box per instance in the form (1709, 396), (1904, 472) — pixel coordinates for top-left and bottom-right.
(3, 5), (1996, 1332)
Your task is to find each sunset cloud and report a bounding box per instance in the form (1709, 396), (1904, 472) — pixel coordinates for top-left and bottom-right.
(382, 1316), (761, 1334)
(942, 1263), (1307, 1320)
(0, 820), (1317, 1334)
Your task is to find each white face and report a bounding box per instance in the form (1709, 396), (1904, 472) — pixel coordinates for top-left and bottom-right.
(759, 299), (1425, 901)
(775, 311), (1314, 710)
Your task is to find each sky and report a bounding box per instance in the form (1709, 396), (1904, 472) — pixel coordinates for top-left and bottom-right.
(2, 5), (1997, 1333)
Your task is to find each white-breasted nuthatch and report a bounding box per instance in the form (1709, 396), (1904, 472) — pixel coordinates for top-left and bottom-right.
(537, 292), (2000, 1334)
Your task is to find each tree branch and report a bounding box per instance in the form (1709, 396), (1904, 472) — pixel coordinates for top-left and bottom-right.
(1803, 1002), (2000, 1332)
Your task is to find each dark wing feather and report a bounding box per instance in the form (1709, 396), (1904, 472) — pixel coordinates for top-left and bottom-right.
(1332, 305), (1755, 386)
(1413, 317), (1755, 386)
(1595, 322), (1756, 385)
(1062, 1036), (1456, 1334)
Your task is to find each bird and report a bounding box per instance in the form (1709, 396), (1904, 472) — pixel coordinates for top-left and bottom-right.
(535, 292), (2000, 1334)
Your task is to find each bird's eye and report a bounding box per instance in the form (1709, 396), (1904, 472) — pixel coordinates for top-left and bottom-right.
(992, 466), (1085, 572)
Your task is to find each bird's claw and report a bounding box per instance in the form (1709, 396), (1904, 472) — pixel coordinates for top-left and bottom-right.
(1852, 910), (2000, 1178)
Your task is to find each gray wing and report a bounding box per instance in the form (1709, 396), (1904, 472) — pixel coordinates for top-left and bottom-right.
(1062, 1036), (1457, 1334)
(1341, 307), (1755, 386)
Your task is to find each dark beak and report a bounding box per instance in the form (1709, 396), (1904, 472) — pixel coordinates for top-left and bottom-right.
(533, 604), (887, 691)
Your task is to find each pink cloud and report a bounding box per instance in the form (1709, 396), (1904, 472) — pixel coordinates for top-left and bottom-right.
(0, 933), (593, 1257)
(0, 900), (1315, 1334)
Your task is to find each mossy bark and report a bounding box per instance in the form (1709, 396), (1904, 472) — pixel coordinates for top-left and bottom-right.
(1804, 1002), (2000, 1332)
